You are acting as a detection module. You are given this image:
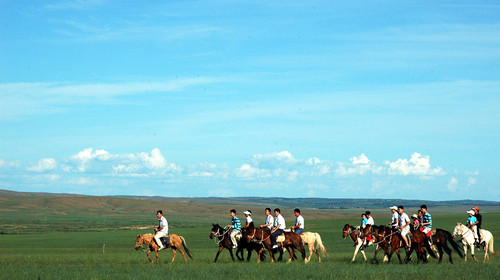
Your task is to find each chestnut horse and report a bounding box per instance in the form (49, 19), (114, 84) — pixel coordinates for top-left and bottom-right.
(406, 224), (437, 263)
(243, 227), (306, 263)
(134, 233), (193, 263)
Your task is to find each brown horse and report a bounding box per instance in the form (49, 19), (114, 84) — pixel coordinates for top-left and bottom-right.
(406, 224), (437, 263)
(134, 233), (193, 263)
(370, 225), (405, 263)
(243, 227), (306, 263)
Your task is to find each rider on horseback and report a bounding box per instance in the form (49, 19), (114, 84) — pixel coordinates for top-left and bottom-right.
(397, 206), (411, 250)
(227, 209), (241, 249)
(154, 210), (169, 250)
(270, 208), (286, 249)
(241, 210), (254, 229)
(472, 206), (482, 248)
(466, 210), (480, 247)
(259, 208), (274, 230)
(290, 208), (304, 234)
(390, 206), (399, 229)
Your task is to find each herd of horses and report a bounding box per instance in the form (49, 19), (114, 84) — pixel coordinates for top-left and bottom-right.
(134, 222), (495, 264)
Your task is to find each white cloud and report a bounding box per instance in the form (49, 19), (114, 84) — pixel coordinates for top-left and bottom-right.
(447, 177), (459, 192)
(467, 177), (477, 187)
(386, 153), (445, 176)
(235, 164), (271, 179)
(351, 153), (370, 164)
(27, 158), (58, 172)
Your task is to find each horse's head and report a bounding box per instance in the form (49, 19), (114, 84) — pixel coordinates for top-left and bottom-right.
(210, 223), (222, 239)
(342, 224), (351, 239)
(452, 222), (463, 238)
(135, 234), (144, 250)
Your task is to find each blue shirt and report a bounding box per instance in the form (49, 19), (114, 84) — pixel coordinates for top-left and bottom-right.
(467, 216), (477, 227)
(231, 216), (241, 231)
(422, 213), (432, 229)
(361, 218), (368, 225)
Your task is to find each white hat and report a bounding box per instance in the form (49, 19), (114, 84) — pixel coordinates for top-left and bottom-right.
(411, 214), (418, 219)
(466, 210), (475, 215)
(243, 210), (252, 215)
(390, 206), (397, 210)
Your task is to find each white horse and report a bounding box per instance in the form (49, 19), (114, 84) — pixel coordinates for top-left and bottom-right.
(300, 232), (327, 262)
(452, 222), (496, 262)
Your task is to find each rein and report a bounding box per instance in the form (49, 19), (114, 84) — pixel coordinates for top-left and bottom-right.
(212, 227), (231, 245)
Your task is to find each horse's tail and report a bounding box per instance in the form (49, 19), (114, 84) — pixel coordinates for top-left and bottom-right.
(314, 232), (327, 255)
(180, 236), (193, 259)
(443, 230), (463, 259)
(488, 234), (496, 255)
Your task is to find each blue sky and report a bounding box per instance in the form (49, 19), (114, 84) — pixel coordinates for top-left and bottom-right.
(1, 0), (499, 200)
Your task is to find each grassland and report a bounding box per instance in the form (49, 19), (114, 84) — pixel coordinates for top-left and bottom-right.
(0, 192), (499, 279)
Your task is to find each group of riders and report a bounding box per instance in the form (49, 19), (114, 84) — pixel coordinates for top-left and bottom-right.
(226, 207), (305, 250)
(152, 204), (484, 253)
(357, 204), (484, 251)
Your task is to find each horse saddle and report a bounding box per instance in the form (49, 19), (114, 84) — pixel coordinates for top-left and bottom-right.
(160, 236), (170, 247)
(235, 232), (242, 241)
(277, 234), (286, 242)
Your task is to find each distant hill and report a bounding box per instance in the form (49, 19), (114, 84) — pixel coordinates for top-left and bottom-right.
(1, 189), (499, 234)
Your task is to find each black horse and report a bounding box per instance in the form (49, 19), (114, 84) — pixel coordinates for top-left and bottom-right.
(237, 227), (266, 261)
(209, 223), (236, 263)
(430, 228), (464, 264)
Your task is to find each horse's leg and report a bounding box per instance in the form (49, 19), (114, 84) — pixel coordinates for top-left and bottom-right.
(213, 246), (224, 263)
(287, 246), (294, 263)
(442, 243), (453, 264)
(372, 245), (381, 263)
(470, 245), (478, 262)
(395, 248), (402, 264)
(147, 249), (153, 263)
(177, 246), (188, 263)
(228, 248), (235, 261)
(352, 244), (360, 262)
(437, 245), (444, 264)
(155, 249), (159, 264)
(313, 247), (320, 262)
(257, 247), (265, 263)
(170, 248), (177, 263)
(269, 248), (275, 263)
(462, 242), (468, 262)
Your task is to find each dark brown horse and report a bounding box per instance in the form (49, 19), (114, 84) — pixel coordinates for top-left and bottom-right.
(370, 225), (405, 263)
(406, 224), (437, 263)
(243, 227), (306, 263)
(210, 223), (237, 263)
(237, 227), (266, 262)
(430, 228), (463, 264)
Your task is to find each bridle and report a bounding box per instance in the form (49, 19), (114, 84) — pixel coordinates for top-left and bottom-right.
(211, 227), (230, 244)
(343, 227), (352, 239)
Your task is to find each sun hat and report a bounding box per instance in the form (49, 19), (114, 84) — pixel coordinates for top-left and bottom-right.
(411, 214), (418, 219)
(466, 210), (475, 215)
(390, 206), (397, 210)
(243, 210), (252, 215)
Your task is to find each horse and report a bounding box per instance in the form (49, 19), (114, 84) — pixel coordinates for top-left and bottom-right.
(134, 233), (193, 263)
(453, 222), (496, 262)
(243, 227), (306, 263)
(300, 231), (327, 262)
(210, 223), (238, 263)
(428, 228), (463, 264)
(406, 224), (437, 263)
(236, 227), (266, 262)
(342, 224), (369, 262)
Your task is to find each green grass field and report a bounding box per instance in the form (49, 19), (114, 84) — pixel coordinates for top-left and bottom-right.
(1, 212), (499, 280)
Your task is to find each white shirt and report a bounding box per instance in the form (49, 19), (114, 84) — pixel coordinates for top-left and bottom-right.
(398, 213), (410, 228)
(391, 212), (399, 227)
(366, 216), (374, 226)
(158, 216), (169, 234)
(265, 215), (274, 229)
(295, 215), (304, 229)
(246, 216), (253, 224)
(274, 214), (286, 229)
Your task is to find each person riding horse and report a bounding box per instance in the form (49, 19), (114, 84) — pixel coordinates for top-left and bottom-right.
(259, 208), (274, 230)
(154, 210), (169, 250)
(227, 209), (241, 249)
(241, 210), (254, 230)
(397, 206), (411, 250)
(290, 208), (304, 234)
(472, 206), (482, 247)
(270, 208), (286, 249)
